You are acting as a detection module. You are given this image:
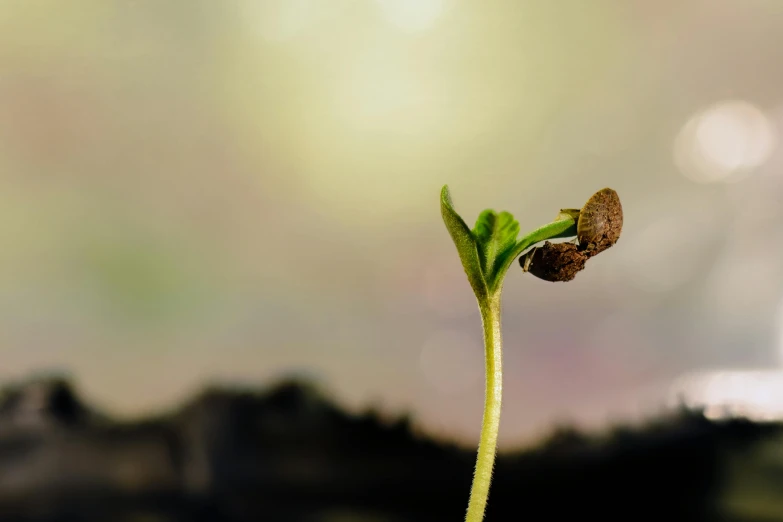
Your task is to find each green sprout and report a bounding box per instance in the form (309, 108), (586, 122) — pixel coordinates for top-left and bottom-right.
(440, 185), (622, 522)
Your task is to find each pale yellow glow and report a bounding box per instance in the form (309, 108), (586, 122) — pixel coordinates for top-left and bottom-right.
(341, 51), (428, 125)
(334, 46), (444, 133)
(249, 0), (319, 42)
(220, 0), (584, 223)
(375, 0), (446, 32)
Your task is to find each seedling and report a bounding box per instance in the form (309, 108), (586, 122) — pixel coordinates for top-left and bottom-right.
(440, 185), (622, 521)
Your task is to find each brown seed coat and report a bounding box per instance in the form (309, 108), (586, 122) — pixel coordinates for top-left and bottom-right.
(519, 242), (588, 282)
(576, 188), (623, 257)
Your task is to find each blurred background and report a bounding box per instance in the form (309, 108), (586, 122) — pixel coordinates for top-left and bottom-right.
(2, 1), (783, 520)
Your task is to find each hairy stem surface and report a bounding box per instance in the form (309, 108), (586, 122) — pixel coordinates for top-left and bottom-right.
(465, 294), (503, 522)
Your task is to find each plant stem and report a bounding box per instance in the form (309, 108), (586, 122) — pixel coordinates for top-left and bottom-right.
(465, 293), (503, 522)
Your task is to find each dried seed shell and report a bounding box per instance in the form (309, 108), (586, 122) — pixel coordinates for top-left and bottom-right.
(519, 241), (588, 282)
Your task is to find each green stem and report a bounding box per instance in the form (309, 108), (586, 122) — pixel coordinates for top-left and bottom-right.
(465, 293), (503, 522)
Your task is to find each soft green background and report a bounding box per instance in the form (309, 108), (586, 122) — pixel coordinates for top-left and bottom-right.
(2, 0), (783, 448)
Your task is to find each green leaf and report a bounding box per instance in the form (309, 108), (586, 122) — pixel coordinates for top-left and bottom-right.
(441, 185), (580, 297)
(486, 210), (578, 292)
(473, 209), (520, 289)
(440, 185), (487, 298)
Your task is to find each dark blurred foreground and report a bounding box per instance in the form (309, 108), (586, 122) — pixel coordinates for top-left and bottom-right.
(0, 376), (781, 522)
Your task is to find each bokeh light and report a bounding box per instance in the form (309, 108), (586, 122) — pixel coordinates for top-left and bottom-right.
(777, 296), (783, 367)
(674, 100), (777, 184)
(669, 370), (783, 421)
